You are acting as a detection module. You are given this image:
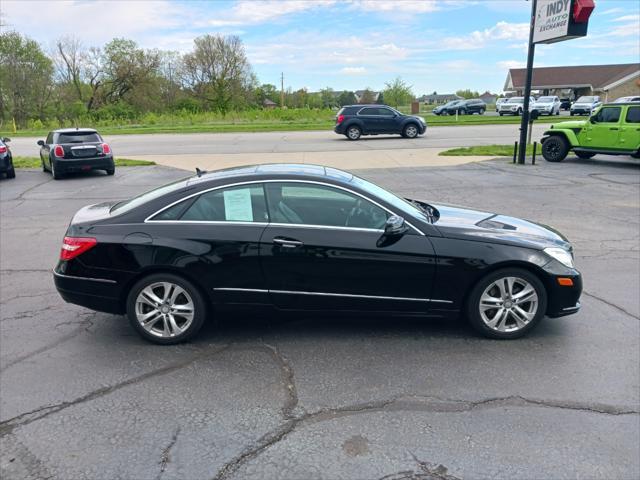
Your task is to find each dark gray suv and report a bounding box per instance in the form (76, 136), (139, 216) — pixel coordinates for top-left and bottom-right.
(334, 105), (426, 140)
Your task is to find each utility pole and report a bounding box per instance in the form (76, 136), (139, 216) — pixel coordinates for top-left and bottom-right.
(517, 0), (537, 165)
(280, 72), (285, 108)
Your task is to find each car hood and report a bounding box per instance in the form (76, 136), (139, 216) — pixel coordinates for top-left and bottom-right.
(572, 102), (596, 107)
(429, 203), (570, 250)
(549, 120), (587, 129)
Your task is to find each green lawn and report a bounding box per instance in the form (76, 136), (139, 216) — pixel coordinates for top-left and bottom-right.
(12, 157), (155, 168)
(439, 144), (536, 156)
(1, 112), (563, 138)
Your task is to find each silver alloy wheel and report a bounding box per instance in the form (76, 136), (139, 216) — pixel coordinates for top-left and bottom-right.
(405, 125), (418, 138)
(347, 126), (360, 140)
(135, 282), (195, 338)
(479, 276), (538, 333)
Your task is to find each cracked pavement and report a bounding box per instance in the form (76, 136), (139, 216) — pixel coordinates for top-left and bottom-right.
(1, 157), (639, 479)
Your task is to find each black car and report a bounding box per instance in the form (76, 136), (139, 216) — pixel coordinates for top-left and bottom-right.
(38, 128), (115, 179)
(334, 105), (426, 140)
(445, 99), (486, 115)
(560, 98), (572, 110)
(0, 137), (15, 179)
(54, 164), (582, 344)
(432, 100), (463, 116)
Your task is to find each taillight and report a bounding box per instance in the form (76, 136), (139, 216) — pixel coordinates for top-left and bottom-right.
(60, 236), (97, 261)
(53, 145), (65, 157)
(337, 114), (345, 124)
(0, 146), (6, 154)
(102, 143), (111, 155)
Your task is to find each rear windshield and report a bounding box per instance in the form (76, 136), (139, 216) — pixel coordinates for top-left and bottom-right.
(576, 96), (595, 103)
(110, 177), (191, 214)
(57, 132), (101, 143)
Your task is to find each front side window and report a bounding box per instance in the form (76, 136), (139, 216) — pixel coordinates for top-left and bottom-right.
(625, 106), (640, 123)
(180, 184), (268, 222)
(265, 182), (388, 229)
(593, 107), (621, 123)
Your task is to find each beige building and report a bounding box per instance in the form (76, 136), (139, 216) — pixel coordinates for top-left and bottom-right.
(504, 63), (640, 101)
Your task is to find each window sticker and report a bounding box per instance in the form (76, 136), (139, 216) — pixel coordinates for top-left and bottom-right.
(223, 188), (253, 221)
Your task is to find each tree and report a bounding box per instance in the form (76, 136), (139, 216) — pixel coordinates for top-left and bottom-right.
(382, 76), (414, 108)
(320, 87), (335, 108)
(182, 34), (255, 114)
(54, 36), (84, 103)
(455, 89), (480, 99)
(0, 31), (54, 126)
(359, 88), (375, 104)
(337, 90), (356, 106)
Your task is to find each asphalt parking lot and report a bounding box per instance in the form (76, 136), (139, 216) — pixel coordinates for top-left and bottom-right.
(1, 156), (639, 479)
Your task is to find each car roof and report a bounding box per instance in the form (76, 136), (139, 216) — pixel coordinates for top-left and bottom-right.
(185, 163), (354, 187)
(603, 102), (640, 106)
(51, 128), (98, 133)
(343, 104), (392, 108)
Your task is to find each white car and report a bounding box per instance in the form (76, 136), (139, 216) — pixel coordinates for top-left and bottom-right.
(495, 98), (507, 112)
(570, 96), (602, 116)
(498, 97), (535, 116)
(613, 96), (640, 103)
(531, 96), (561, 116)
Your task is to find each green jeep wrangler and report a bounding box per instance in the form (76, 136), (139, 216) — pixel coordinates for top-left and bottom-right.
(541, 102), (640, 162)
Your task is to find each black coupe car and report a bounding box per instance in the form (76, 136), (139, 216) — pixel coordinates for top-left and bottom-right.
(54, 164), (582, 344)
(0, 137), (15, 179)
(38, 128), (115, 179)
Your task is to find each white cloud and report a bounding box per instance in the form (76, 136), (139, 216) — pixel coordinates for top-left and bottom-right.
(612, 14), (640, 22)
(341, 66), (367, 75)
(497, 60), (526, 70)
(207, 0), (336, 26)
(439, 21), (529, 50)
(601, 7), (624, 15)
(349, 0), (441, 13)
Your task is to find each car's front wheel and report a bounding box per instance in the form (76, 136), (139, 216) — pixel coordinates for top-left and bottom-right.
(541, 136), (569, 162)
(466, 268), (547, 339)
(346, 125), (361, 141)
(479, 108), (485, 115)
(127, 273), (207, 344)
(402, 123), (419, 138)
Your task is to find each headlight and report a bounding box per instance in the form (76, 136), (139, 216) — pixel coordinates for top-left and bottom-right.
(544, 247), (574, 268)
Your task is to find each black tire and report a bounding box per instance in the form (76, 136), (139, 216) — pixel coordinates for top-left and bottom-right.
(51, 160), (63, 180)
(126, 273), (207, 345)
(570, 112), (575, 116)
(499, 112), (504, 116)
(517, 108), (523, 116)
(575, 152), (595, 159)
(466, 268), (547, 340)
(106, 168), (115, 176)
(541, 136), (569, 162)
(402, 123), (419, 139)
(459, 109), (467, 115)
(6, 165), (15, 179)
(479, 108), (485, 115)
(346, 125), (361, 141)
(630, 152), (640, 159)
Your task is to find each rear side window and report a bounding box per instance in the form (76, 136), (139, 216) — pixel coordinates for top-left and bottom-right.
(625, 106), (640, 123)
(57, 132), (101, 143)
(594, 107), (621, 123)
(359, 107), (380, 116)
(180, 184), (268, 223)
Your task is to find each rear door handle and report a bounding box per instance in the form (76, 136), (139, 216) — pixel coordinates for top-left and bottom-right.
(273, 237), (303, 248)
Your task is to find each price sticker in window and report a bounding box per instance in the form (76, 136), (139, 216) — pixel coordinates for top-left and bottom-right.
(223, 188), (253, 221)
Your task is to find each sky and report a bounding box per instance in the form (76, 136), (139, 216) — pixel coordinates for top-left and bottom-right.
(2, 0), (639, 95)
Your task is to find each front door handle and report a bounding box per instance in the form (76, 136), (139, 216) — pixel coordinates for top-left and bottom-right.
(273, 237), (303, 248)
(609, 127), (619, 130)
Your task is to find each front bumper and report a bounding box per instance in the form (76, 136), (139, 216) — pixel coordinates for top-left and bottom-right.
(54, 155), (114, 173)
(544, 271), (583, 318)
(571, 108), (591, 115)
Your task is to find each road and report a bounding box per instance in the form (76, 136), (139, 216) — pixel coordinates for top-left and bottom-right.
(1, 157), (638, 479)
(9, 123), (554, 157)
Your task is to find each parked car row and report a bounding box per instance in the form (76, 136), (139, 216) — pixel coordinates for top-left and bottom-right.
(432, 99), (487, 116)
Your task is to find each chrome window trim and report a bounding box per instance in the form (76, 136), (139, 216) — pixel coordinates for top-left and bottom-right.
(214, 287), (452, 304)
(53, 269), (117, 284)
(145, 179), (425, 235)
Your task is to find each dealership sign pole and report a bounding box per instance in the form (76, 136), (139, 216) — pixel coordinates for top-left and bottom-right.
(517, 0), (595, 165)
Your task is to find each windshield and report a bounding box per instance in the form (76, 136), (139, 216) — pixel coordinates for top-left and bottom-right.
(537, 97), (554, 102)
(57, 132), (101, 143)
(350, 175), (430, 223)
(508, 97), (523, 103)
(576, 96), (595, 103)
(110, 176), (191, 213)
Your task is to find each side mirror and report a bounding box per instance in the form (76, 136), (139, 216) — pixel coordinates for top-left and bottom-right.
(384, 215), (408, 236)
(37, 140), (45, 146)
(2, 137), (10, 143)
(590, 115), (597, 124)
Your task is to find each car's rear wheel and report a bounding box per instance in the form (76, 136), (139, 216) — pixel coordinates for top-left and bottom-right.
(51, 160), (63, 180)
(403, 123), (419, 139)
(575, 152), (595, 159)
(542, 136), (569, 162)
(346, 125), (361, 141)
(479, 108), (485, 115)
(106, 167), (115, 175)
(127, 273), (206, 344)
(517, 108), (523, 116)
(466, 268), (547, 339)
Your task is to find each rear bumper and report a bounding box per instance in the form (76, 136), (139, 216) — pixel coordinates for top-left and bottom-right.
(55, 156), (114, 172)
(334, 124), (347, 134)
(53, 268), (124, 314)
